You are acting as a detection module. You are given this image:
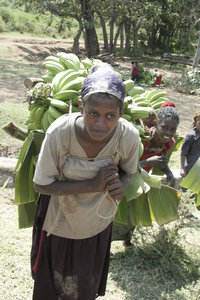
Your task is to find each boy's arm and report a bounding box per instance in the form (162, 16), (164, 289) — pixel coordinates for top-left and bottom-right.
(180, 154), (187, 177)
(159, 164), (175, 187)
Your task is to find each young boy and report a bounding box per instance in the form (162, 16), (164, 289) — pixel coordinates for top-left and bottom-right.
(180, 112), (200, 177)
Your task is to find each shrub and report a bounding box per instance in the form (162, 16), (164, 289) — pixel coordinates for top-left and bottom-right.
(0, 15), (6, 32)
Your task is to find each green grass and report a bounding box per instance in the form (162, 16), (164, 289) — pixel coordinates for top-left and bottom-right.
(0, 102), (28, 156)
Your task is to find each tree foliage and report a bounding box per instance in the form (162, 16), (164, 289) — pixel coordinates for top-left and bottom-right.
(6, 0), (200, 61)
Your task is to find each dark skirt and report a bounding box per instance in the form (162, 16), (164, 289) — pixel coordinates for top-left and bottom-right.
(31, 196), (112, 300)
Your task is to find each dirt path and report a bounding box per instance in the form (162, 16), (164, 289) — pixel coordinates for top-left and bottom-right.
(0, 34), (199, 137)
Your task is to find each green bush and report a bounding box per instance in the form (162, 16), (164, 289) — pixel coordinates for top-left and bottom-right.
(0, 15), (6, 32)
(0, 7), (14, 24)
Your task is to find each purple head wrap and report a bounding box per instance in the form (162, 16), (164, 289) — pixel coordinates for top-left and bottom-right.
(81, 63), (125, 103)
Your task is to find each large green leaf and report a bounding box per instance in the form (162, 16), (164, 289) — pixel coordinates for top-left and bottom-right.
(124, 169), (146, 200)
(115, 196), (128, 224)
(148, 185), (180, 225)
(129, 192), (152, 226)
(180, 158), (200, 193)
(15, 132), (33, 172)
(18, 201), (36, 229)
(14, 137), (37, 205)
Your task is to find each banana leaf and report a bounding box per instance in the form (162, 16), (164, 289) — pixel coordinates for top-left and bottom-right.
(124, 169), (147, 200)
(129, 192), (152, 226)
(180, 157), (200, 193)
(148, 185), (180, 225)
(14, 130), (45, 228)
(116, 183), (180, 227)
(195, 193), (200, 210)
(115, 196), (128, 224)
(18, 201), (36, 229)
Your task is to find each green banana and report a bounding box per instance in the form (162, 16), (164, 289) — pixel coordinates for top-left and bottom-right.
(41, 110), (50, 132)
(44, 62), (65, 74)
(29, 104), (41, 121)
(52, 69), (74, 95)
(127, 86), (145, 97)
(123, 79), (135, 93)
(48, 97), (69, 113)
(60, 76), (85, 92)
(42, 71), (54, 83)
(44, 56), (61, 64)
(149, 92), (167, 103)
(47, 109), (57, 125)
(58, 71), (81, 92)
(122, 114), (132, 122)
(151, 100), (166, 109)
(128, 106), (154, 120)
(146, 90), (158, 100)
(135, 101), (149, 107)
(53, 90), (80, 101)
(48, 105), (63, 119)
(81, 58), (93, 69)
(133, 96), (147, 103)
(57, 52), (80, 71)
(34, 106), (45, 128)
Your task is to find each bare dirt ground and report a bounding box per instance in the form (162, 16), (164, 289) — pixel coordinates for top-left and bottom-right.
(0, 34), (200, 137)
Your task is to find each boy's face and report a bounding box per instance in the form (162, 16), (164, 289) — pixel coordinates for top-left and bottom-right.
(79, 95), (124, 142)
(156, 119), (178, 143)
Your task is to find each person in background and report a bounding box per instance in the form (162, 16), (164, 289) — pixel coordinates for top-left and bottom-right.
(154, 69), (162, 86)
(180, 112), (200, 178)
(131, 61), (139, 82)
(31, 62), (139, 300)
(112, 104), (180, 251)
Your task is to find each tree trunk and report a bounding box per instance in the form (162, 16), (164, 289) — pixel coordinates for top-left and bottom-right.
(72, 18), (83, 54)
(193, 30), (200, 68)
(95, 8), (109, 52)
(120, 26), (124, 57)
(132, 18), (141, 55)
(110, 16), (116, 53)
(58, 17), (64, 33)
(124, 18), (131, 55)
(113, 21), (123, 52)
(80, 0), (99, 57)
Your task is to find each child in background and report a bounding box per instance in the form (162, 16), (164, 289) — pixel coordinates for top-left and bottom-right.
(180, 112), (200, 177)
(154, 69), (162, 86)
(112, 105), (180, 250)
(131, 61), (139, 82)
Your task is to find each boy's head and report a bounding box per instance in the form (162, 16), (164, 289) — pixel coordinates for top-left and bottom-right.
(81, 63), (125, 106)
(192, 112), (200, 129)
(154, 106), (179, 143)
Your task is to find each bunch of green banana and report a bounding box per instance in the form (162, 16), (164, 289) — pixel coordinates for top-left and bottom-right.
(146, 90), (168, 111)
(26, 98), (66, 132)
(42, 53), (93, 83)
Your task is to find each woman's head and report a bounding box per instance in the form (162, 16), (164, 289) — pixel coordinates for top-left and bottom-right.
(192, 112), (200, 130)
(155, 106), (179, 143)
(79, 63), (125, 142)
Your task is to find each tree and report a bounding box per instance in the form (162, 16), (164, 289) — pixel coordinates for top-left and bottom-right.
(80, 0), (99, 57)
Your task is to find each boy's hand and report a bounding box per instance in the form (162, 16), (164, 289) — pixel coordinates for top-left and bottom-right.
(166, 172), (175, 187)
(106, 178), (124, 201)
(146, 155), (168, 169)
(93, 164), (119, 192)
(180, 168), (186, 177)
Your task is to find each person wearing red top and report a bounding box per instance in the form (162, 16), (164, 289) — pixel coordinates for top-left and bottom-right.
(112, 105), (180, 250)
(154, 69), (162, 86)
(131, 61), (139, 82)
